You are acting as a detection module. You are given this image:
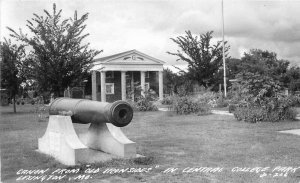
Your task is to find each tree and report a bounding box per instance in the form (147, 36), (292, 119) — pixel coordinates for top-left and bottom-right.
(167, 30), (230, 89)
(0, 39), (26, 112)
(285, 66), (300, 93)
(235, 72), (281, 104)
(8, 3), (101, 97)
(163, 68), (187, 95)
(238, 49), (289, 84)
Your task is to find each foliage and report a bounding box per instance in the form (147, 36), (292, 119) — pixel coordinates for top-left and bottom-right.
(207, 58), (238, 91)
(226, 50), (295, 94)
(234, 95), (300, 122)
(285, 66), (300, 93)
(237, 49), (289, 86)
(0, 38), (27, 112)
(234, 105), (298, 123)
(172, 95), (211, 115)
(215, 97), (229, 108)
(228, 104), (237, 113)
(194, 91), (217, 105)
(161, 95), (173, 105)
(167, 30), (230, 89)
(135, 96), (158, 111)
(128, 91), (158, 111)
(231, 64), (300, 122)
(193, 89), (229, 108)
(176, 79), (194, 96)
(8, 3), (101, 97)
(235, 72), (281, 104)
(163, 68), (186, 95)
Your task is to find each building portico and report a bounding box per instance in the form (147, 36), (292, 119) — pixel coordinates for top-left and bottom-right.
(91, 50), (165, 102)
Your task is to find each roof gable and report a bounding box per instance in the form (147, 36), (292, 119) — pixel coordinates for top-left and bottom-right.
(93, 50), (165, 65)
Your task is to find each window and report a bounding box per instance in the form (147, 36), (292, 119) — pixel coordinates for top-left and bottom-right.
(106, 71), (114, 78)
(145, 82), (150, 91)
(105, 83), (114, 94)
(145, 71), (149, 78)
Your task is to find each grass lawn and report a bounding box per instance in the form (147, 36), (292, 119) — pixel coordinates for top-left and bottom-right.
(2, 104), (300, 182)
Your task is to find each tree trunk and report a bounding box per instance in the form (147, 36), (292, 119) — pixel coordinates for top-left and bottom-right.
(13, 95), (16, 113)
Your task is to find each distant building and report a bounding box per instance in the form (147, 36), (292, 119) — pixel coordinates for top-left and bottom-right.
(90, 50), (165, 102)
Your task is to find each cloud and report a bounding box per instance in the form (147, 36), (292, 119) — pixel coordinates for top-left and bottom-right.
(1, 0), (300, 66)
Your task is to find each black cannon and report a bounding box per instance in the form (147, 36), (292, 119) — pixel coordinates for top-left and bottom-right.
(49, 98), (133, 127)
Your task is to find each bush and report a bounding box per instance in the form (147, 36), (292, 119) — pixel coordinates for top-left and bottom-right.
(161, 96), (173, 105)
(234, 105), (266, 123)
(197, 103), (212, 116)
(283, 107), (298, 120)
(172, 95), (211, 115)
(234, 96), (300, 122)
(135, 96), (158, 111)
(215, 97), (229, 108)
(230, 71), (300, 122)
(228, 104), (237, 113)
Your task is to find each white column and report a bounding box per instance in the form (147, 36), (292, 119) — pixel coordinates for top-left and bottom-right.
(159, 71), (163, 100)
(140, 71), (145, 97)
(121, 71), (126, 100)
(100, 71), (106, 102)
(92, 71), (97, 101)
(131, 73), (134, 101)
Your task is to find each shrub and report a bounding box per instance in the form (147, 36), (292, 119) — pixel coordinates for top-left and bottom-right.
(228, 104), (237, 113)
(161, 96), (173, 105)
(135, 96), (158, 111)
(126, 100), (139, 111)
(234, 105), (266, 123)
(234, 96), (300, 122)
(126, 88), (159, 111)
(197, 103), (212, 116)
(194, 91), (218, 108)
(215, 97), (229, 108)
(172, 95), (211, 115)
(231, 71), (300, 122)
(283, 107), (298, 120)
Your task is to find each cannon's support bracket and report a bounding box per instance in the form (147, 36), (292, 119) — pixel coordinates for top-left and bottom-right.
(38, 115), (136, 166)
(79, 123), (136, 158)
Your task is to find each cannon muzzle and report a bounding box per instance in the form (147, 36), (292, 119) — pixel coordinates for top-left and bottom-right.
(49, 98), (133, 127)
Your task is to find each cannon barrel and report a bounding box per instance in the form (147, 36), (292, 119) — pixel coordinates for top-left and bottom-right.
(49, 98), (133, 127)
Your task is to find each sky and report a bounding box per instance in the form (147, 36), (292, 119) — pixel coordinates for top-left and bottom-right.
(1, 0), (300, 71)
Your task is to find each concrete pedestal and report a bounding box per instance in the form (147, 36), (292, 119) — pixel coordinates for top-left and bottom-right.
(38, 115), (87, 165)
(79, 123), (136, 158)
(38, 115), (136, 166)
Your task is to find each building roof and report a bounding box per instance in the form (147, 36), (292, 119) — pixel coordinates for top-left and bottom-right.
(93, 49), (165, 64)
(94, 50), (135, 62)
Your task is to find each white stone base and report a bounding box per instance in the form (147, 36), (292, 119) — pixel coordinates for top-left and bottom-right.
(79, 123), (136, 158)
(38, 115), (137, 166)
(38, 115), (87, 166)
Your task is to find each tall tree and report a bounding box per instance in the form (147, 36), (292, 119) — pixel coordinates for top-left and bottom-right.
(167, 30), (230, 88)
(8, 3), (101, 97)
(238, 49), (290, 86)
(0, 39), (26, 112)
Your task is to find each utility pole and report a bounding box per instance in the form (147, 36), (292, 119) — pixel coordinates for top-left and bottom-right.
(222, 0), (227, 97)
